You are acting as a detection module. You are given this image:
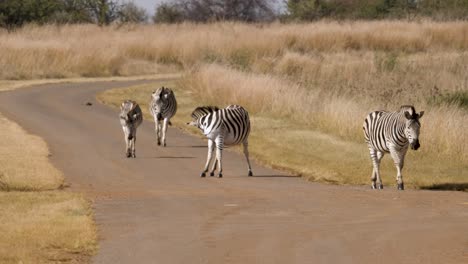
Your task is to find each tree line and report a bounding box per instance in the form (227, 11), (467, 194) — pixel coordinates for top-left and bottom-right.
(0, 0), (148, 29)
(1, 0), (468, 29)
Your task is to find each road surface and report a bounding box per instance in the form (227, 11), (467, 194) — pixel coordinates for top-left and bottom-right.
(0, 80), (467, 264)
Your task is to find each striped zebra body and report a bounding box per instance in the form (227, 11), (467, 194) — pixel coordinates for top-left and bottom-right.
(363, 105), (424, 190)
(119, 100), (143, 158)
(188, 105), (253, 178)
(149, 86), (177, 147)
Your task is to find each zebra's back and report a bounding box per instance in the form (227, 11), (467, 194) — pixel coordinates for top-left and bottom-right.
(219, 105), (250, 145)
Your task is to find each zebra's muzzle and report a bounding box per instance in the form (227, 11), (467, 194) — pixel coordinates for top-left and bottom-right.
(410, 140), (420, 150)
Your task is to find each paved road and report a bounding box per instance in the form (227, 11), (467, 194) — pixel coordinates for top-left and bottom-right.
(0, 81), (467, 264)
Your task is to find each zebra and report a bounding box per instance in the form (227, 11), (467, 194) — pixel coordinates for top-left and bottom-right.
(363, 105), (424, 190)
(119, 100), (143, 158)
(149, 86), (177, 147)
(187, 105), (253, 178)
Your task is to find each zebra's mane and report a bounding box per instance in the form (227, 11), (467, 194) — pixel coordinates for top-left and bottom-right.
(154, 86), (173, 97)
(399, 105), (418, 119)
(191, 106), (220, 120)
(121, 100), (138, 113)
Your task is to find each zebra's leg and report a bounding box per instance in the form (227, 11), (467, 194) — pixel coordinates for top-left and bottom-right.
(209, 155), (217, 176)
(201, 139), (215, 177)
(161, 118), (169, 147)
(369, 147), (384, 189)
(215, 137), (224, 178)
(153, 117), (161, 146)
(123, 127), (131, 158)
(375, 151), (384, 189)
(243, 141), (253, 176)
(125, 136), (131, 158)
(131, 133), (136, 158)
(390, 147), (407, 190)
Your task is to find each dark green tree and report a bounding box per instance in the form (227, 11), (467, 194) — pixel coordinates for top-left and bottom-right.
(153, 0), (276, 23)
(118, 2), (148, 23)
(84, 0), (120, 25)
(0, 0), (63, 29)
(153, 3), (183, 23)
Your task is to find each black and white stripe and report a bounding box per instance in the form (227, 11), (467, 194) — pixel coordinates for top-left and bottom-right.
(363, 105), (424, 190)
(120, 100), (143, 158)
(149, 86), (177, 147)
(188, 105), (253, 178)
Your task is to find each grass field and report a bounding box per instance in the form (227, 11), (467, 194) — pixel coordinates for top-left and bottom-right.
(0, 191), (96, 263)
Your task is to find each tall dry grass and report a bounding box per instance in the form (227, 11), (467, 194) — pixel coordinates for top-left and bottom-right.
(2, 21), (468, 79)
(182, 63), (468, 163)
(0, 113), (63, 190)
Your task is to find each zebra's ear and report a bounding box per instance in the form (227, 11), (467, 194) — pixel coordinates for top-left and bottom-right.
(418, 111), (424, 119)
(404, 111), (412, 120)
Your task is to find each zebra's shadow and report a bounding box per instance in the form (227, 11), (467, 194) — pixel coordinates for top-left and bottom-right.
(166, 145), (206, 148)
(420, 183), (468, 192)
(137, 156), (196, 159)
(250, 175), (301, 178)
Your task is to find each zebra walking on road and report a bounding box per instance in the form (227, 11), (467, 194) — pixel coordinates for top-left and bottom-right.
(149, 86), (177, 147)
(188, 105), (253, 178)
(363, 105), (424, 190)
(119, 100), (143, 158)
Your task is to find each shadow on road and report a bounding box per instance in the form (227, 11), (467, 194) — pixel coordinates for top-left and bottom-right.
(137, 156), (196, 159)
(250, 175), (301, 178)
(420, 183), (468, 192)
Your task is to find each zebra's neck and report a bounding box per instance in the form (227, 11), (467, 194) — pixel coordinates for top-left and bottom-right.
(394, 113), (409, 144)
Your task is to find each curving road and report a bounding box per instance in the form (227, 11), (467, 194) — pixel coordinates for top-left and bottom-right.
(0, 81), (467, 264)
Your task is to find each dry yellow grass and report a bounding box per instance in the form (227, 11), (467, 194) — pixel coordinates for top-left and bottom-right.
(183, 64), (468, 163)
(0, 81), (101, 262)
(0, 113), (63, 191)
(0, 191), (97, 263)
(2, 21), (468, 79)
(0, 73), (181, 92)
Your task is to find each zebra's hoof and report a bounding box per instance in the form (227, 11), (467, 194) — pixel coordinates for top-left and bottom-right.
(371, 183), (376, 189)
(200, 172), (206, 177)
(218, 173), (223, 178)
(248, 171), (253, 176)
(157, 142), (161, 146)
(397, 183), (404, 190)
(378, 184), (384, 190)
(210, 172), (215, 177)
(126, 153), (132, 158)
(163, 143), (166, 147)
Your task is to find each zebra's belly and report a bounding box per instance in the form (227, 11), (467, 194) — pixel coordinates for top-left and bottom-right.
(369, 141), (390, 153)
(223, 133), (244, 146)
(204, 132), (243, 146)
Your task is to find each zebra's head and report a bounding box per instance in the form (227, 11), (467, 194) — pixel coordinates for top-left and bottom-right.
(186, 106), (220, 130)
(187, 117), (205, 130)
(152, 87), (173, 114)
(403, 109), (424, 150)
(120, 100), (138, 125)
